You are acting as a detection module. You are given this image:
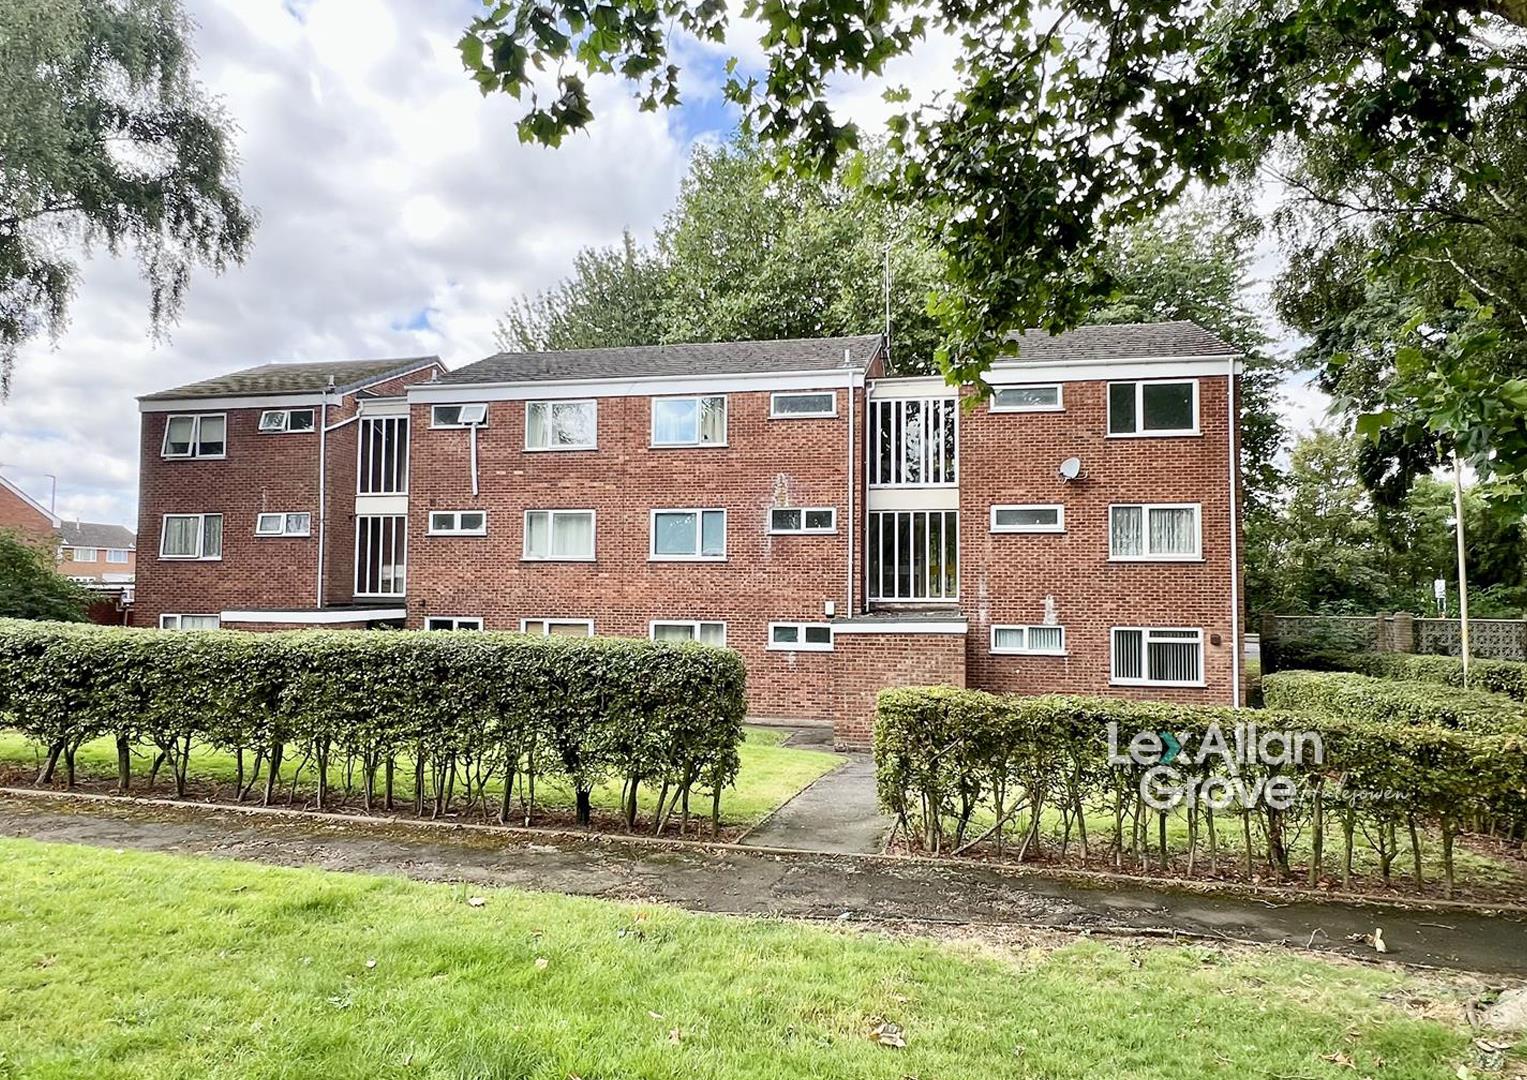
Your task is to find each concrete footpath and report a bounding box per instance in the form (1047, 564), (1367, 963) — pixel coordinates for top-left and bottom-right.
(740, 755), (892, 854)
(4, 790), (1527, 976)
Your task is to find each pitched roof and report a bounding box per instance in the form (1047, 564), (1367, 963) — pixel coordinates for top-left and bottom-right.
(1004, 321), (1237, 363)
(58, 521), (136, 549)
(441, 335), (884, 386)
(0, 474), (59, 528)
(140, 356), (442, 401)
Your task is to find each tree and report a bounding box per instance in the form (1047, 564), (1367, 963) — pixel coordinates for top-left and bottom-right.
(498, 230), (666, 351)
(0, 529), (89, 622)
(0, 0), (254, 391)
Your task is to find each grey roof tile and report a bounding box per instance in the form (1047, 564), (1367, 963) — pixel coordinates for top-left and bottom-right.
(141, 357), (442, 401)
(440, 335), (884, 386)
(58, 521), (135, 549)
(1003, 321), (1237, 363)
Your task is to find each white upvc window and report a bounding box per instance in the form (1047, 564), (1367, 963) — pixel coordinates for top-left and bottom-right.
(870, 397), (958, 486)
(159, 614), (220, 631)
(1112, 627), (1205, 686)
(651, 509), (726, 560)
(69, 546), (99, 562)
(355, 515), (406, 596)
(428, 510), (488, 536)
(990, 505), (1065, 534)
(991, 624), (1067, 655)
(650, 620), (727, 646)
(160, 514), (223, 560)
(1109, 503), (1201, 560)
(357, 416), (409, 495)
(770, 391), (836, 418)
(990, 384), (1063, 412)
(768, 622), (834, 651)
(106, 548), (130, 564)
(768, 507), (836, 534)
(258, 408), (315, 433)
(867, 509), (958, 601)
(432, 403), (489, 428)
(1107, 379), (1199, 436)
(425, 616), (483, 631)
(523, 509), (595, 561)
(255, 512), (311, 537)
(520, 618), (595, 637)
(161, 414), (226, 459)
(651, 395), (726, 447)
(524, 399), (595, 449)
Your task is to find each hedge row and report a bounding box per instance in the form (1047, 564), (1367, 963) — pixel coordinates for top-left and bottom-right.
(0, 619), (747, 833)
(1262, 670), (1527, 735)
(1268, 641), (1527, 702)
(875, 687), (1527, 895)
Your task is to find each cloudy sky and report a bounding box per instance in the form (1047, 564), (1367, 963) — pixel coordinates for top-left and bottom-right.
(0, 0), (1323, 530)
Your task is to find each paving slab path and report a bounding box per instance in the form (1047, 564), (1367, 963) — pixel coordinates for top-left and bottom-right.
(4, 790), (1527, 976)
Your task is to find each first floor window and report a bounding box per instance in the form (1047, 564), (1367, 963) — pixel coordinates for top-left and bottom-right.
(1108, 380), (1197, 435)
(651, 509), (725, 559)
(258, 409), (315, 433)
(521, 618), (594, 637)
(355, 515), (406, 595)
(69, 546), (99, 562)
(255, 512), (311, 537)
(429, 510), (487, 536)
(160, 514), (223, 560)
(770, 391), (836, 418)
(768, 622), (833, 651)
(769, 507), (835, 534)
(868, 510), (958, 601)
(525, 399), (594, 448)
(990, 505), (1064, 533)
(991, 625), (1066, 655)
(106, 548), (130, 563)
(990, 385), (1062, 412)
(1112, 627), (1204, 686)
(425, 616), (483, 631)
(652, 395), (726, 446)
(1110, 504), (1200, 559)
(160, 614), (220, 630)
(433, 403), (488, 428)
(162, 414), (226, 458)
(651, 620), (726, 646)
(524, 509), (595, 560)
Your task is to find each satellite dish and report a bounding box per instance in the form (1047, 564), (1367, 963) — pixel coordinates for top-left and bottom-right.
(1058, 456), (1084, 481)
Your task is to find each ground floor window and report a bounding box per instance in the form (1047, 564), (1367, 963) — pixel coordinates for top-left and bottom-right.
(991, 624), (1066, 655)
(521, 618), (594, 637)
(868, 510), (958, 601)
(768, 622), (833, 651)
(650, 620), (726, 646)
(159, 614), (220, 630)
(1111, 627), (1204, 686)
(425, 616), (483, 631)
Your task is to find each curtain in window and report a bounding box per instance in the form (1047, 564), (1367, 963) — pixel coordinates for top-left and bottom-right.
(653, 399), (696, 443)
(697, 623), (725, 645)
(653, 623), (694, 642)
(698, 397), (726, 443)
(1110, 506), (1143, 557)
(197, 416), (226, 455)
(526, 402), (548, 446)
(994, 627), (1025, 650)
(1148, 507), (1196, 556)
(552, 402), (594, 446)
(551, 512), (592, 558)
(164, 416), (195, 454)
(525, 512), (549, 556)
(163, 516), (198, 556)
(201, 515), (223, 558)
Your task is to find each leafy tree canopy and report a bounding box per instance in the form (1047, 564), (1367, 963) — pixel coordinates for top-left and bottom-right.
(0, 530), (89, 622)
(0, 0), (254, 391)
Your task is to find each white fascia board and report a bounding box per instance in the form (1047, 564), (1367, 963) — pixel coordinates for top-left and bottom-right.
(986, 356), (1243, 384)
(407, 368), (860, 404)
(833, 619), (968, 635)
(139, 392), (332, 414)
(221, 607), (407, 625)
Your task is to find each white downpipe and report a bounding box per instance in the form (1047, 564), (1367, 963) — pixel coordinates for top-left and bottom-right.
(315, 397), (328, 607)
(1226, 356), (1242, 708)
(1453, 447), (1472, 687)
(845, 353), (856, 616)
(469, 423), (480, 497)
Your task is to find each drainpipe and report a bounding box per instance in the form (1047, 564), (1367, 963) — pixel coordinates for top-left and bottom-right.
(1226, 355), (1242, 708)
(315, 386), (331, 607)
(845, 351), (856, 617)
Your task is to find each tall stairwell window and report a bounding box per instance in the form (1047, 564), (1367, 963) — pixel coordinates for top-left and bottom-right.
(870, 397), (957, 486)
(355, 515), (406, 596)
(867, 510), (959, 601)
(358, 416), (409, 494)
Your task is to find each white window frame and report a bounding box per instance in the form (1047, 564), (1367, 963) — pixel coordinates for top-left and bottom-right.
(357, 415), (409, 495)
(650, 395), (727, 448)
(432, 403), (489, 429)
(989, 384), (1063, 413)
(867, 509), (959, 602)
(769, 391), (837, 418)
(767, 622), (835, 652)
(1106, 379), (1200, 437)
(768, 507), (837, 535)
(649, 620), (727, 646)
(354, 514), (407, 597)
(522, 509), (596, 561)
(1109, 503), (1202, 561)
(258, 408), (315, 433)
(69, 546), (100, 562)
(523, 399), (596, 449)
(254, 512), (311, 537)
(519, 618), (595, 636)
(428, 510), (488, 537)
(649, 508), (727, 561)
(160, 413), (227, 459)
(869, 396), (959, 487)
(159, 614), (221, 631)
(1111, 627), (1206, 687)
(425, 616), (484, 631)
(105, 548), (130, 564)
(990, 624), (1067, 656)
(159, 513), (223, 561)
(990, 504), (1065, 534)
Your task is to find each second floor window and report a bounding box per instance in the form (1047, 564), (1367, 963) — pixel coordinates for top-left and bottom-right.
(1110, 504), (1201, 560)
(524, 509), (595, 560)
(525, 399), (596, 449)
(358, 416), (408, 494)
(162, 414), (226, 459)
(68, 546), (99, 562)
(106, 548), (130, 563)
(255, 512), (311, 537)
(651, 509), (725, 560)
(160, 513), (222, 560)
(871, 398), (957, 485)
(652, 395), (726, 447)
(1108, 380), (1198, 436)
(258, 409), (314, 432)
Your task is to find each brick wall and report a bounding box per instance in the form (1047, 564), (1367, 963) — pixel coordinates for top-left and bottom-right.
(0, 483), (55, 542)
(832, 631), (967, 749)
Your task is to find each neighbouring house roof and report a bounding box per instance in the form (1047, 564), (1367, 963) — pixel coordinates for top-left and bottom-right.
(140, 356), (443, 401)
(1004, 321), (1238, 363)
(440, 335), (885, 386)
(58, 521), (136, 549)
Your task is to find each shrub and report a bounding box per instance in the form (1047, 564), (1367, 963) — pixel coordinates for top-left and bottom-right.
(1261, 670), (1527, 734)
(0, 619), (747, 834)
(1266, 643), (1527, 703)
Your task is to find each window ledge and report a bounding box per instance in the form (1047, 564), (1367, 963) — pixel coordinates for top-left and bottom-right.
(1111, 679), (1207, 689)
(161, 454), (228, 461)
(428, 531), (489, 538)
(1105, 430), (1201, 439)
(648, 443), (730, 450)
(648, 556), (728, 563)
(991, 650), (1069, 657)
(159, 556), (222, 562)
(523, 445), (597, 452)
(989, 406), (1066, 415)
(766, 645), (835, 653)
(1108, 556), (1206, 563)
(520, 557), (597, 563)
(991, 528), (1066, 536)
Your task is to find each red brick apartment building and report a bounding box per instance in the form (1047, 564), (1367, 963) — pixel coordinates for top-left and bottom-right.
(135, 322), (1244, 747)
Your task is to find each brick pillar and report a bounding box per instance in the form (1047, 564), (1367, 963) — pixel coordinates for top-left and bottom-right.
(1391, 612), (1415, 654)
(1375, 612), (1392, 652)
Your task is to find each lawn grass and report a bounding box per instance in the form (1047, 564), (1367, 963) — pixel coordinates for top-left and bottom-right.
(0, 836), (1492, 1079)
(0, 725), (839, 828)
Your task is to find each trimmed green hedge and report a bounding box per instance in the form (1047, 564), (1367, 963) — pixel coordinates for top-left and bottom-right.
(1262, 670), (1527, 734)
(1268, 641), (1527, 702)
(875, 687), (1527, 895)
(0, 619), (747, 833)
